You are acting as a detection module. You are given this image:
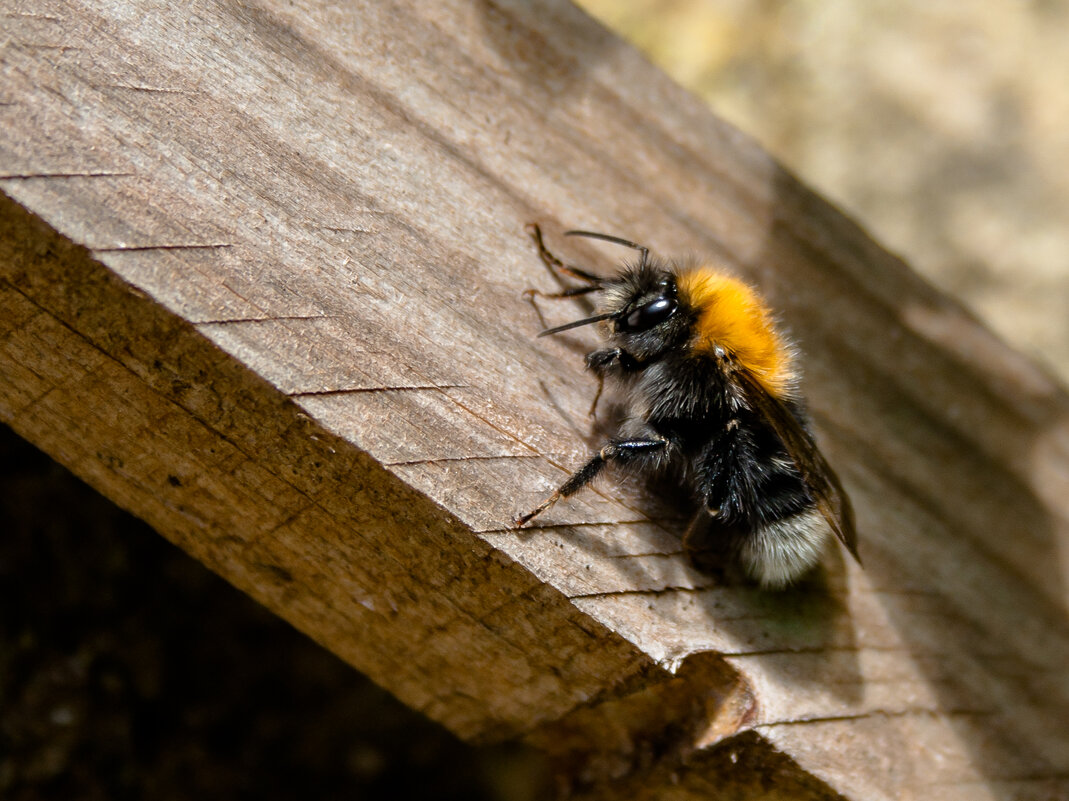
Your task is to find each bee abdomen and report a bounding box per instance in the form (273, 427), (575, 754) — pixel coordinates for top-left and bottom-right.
(737, 508), (831, 588)
(694, 415), (830, 586)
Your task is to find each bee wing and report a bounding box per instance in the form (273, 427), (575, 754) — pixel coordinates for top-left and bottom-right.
(733, 366), (861, 564)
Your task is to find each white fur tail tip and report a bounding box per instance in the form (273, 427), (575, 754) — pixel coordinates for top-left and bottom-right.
(740, 509), (831, 589)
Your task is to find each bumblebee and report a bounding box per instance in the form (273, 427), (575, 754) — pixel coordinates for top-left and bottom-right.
(515, 224), (859, 588)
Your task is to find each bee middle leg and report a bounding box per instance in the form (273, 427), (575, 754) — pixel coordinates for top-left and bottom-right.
(514, 437), (668, 527)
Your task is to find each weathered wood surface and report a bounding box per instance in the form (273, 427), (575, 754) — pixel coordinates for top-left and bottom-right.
(2, 1), (1068, 798)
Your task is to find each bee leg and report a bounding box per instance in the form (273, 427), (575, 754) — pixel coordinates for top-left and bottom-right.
(525, 223), (604, 285)
(586, 348), (638, 374)
(584, 348), (639, 418)
(584, 350), (614, 418)
(682, 509), (738, 577)
(523, 225), (605, 327)
(523, 284), (601, 328)
(588, 374), (605, 418)
(514, 437), (668, 527)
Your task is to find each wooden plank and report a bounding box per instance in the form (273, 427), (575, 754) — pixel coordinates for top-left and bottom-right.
(2, 0), (1068, 797)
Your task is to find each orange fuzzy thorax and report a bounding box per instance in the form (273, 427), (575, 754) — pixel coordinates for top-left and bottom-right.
(677, 267), (795, 398)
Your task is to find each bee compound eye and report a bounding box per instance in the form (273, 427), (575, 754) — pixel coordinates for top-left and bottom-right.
(624, 297), (677, 331)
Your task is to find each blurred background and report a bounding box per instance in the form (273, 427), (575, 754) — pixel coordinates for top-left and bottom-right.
(3, 2), (1066, 799)
(579, 0), (1069, 385)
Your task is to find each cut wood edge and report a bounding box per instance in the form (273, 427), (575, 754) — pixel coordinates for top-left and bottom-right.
(0, 192), (673, 741)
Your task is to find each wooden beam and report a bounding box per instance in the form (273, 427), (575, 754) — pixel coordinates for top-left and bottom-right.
(2, 1), (1067, 797)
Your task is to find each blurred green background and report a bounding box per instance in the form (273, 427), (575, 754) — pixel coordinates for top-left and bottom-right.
(580, 0), (1069, 384)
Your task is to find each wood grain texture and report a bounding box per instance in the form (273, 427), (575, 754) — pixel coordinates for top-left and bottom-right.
(2, 1), (1068, 798)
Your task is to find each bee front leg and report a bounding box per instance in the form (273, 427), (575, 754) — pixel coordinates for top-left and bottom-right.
(514, 437), (668, 527)
(584, 348), (639, 418)
(522, 225), (606, 327)
(525, 223), (604, 286)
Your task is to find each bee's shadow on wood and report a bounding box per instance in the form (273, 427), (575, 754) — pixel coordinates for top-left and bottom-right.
(531, 383), (861, 703)
(674, 513), (861, 704)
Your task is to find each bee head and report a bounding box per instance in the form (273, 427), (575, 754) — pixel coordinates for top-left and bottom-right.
(535, 230), (695, 360)
(599, 262), (691, 360)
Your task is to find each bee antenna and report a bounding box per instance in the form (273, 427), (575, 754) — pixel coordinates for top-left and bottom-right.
(537, 311), (617, 337)
(565, 230), (650, 270)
